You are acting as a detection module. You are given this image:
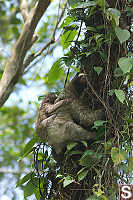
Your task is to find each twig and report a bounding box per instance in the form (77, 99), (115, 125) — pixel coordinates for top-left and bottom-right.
(24, 1), (67, 68)
(24, 40), (60, 74)
(20, 0), (29, 21)
(83, 69), (114, 123)
(0, 168), (30, 174)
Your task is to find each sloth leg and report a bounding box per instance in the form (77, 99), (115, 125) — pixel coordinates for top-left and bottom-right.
(46, 119), (96, 154)
(41, 114), (56, 127)
(72, 108), (105, 127)
(65, 121), (96, 141)
(36, 114), (56, 140)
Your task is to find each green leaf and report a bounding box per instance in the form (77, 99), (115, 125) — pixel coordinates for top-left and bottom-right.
(16, 172), (34, 187)
(45, 57), (65, 84)
(66, 142), (78, 151)
(68, 0), (78, 7)
(93, 120), (106, 129)
(23, 180), (35, 198)
(107, 8), (120, 26)
(115, 27), (130, 43)
(118, 57), (132, 74)
(56, 174), (63, 178)
(67, 150), (83, 156)
(128, 157), (133, 172)
(34, 188), (41, 200)
(111, 147), (128, 165)
(81, 141), (88, 148)
(18, 136), (38, 161)
(93, 186), (105, 198)
(97, 0), (108, 8)
(114, 67), (124, 77)
(78, 168), (88, 181)
(61, 29), (77, 49)
(38, 95), (45, 101)
(114, 89), (125, 104)
(94, 67), (103, 75)
(80, 150), (102, 166)
(63, 176), (75, 187)
(60, 16), (75, 28)
(108, 89), (115, 96)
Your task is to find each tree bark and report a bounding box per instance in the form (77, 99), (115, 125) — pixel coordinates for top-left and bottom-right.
(0, 0), (50, 107)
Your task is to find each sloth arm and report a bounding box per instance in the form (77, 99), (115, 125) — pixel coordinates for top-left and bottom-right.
(37, 99), (70, 131)
(71, 105), (105, 127)
(45, 99), (68, 114)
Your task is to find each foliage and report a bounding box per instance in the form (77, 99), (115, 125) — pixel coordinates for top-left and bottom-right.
(0, 104), (36, 199)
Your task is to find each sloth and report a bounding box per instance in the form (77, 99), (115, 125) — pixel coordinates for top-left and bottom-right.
(36, 93), (66, 140)
(36, 74), (105, 154)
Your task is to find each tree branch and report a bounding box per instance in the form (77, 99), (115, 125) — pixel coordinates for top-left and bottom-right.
(0, 0), (50, 108)
(20, 0), (29, 22)
(24, 40), (60, 74)
(0, 168), (30, 174)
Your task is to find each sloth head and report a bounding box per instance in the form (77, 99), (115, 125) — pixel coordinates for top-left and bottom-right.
(42, 93), (57, 104)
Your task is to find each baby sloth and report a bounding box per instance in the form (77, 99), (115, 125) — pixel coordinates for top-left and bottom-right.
(36, 93), (65, 140)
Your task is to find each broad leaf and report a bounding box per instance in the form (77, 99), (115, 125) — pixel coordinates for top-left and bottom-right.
(18, 136), (38, 161)
(115, 89), (125, 104)
(45, 57), (65, 84)
(60, 16), (75, 28)
(16, 172), (34, 187)
(114, 67), (124, 77)
(34, 187), (42, 200)
(61, 28), (77, 49)
(111, 147), (128, 165)
(80, 150), (102, 166)
(94, 67), (103, 75)
(93, 120), (106, 129)
(107, 8), (120, 26)
(115, 27), (130, 43)
(23, 180), (35, 198)
(118, 57), (132, 74)
(63, 176), (75, 187)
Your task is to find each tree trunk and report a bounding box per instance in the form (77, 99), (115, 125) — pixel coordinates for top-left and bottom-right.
(35, 0), (131, 199)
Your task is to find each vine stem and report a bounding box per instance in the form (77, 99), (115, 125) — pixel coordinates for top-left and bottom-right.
(83, 69), (114, 123)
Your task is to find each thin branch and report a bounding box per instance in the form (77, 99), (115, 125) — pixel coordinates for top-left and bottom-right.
(24, 1), (67, 68)
(0, 0), (51, 108)
(83, 68), (114, 123)
(0, 168), (30, 174)
(24, 40), (60, 74)
(52, 1), (67, 41)
(20, 0), (29, 22)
